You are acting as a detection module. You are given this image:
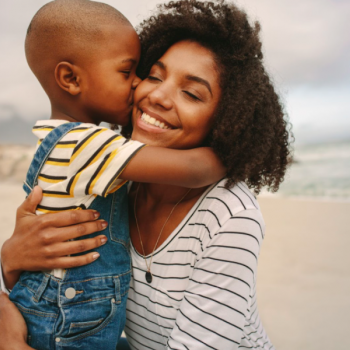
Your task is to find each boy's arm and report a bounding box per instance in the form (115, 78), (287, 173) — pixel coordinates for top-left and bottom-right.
(63, 127), (224, 196)
(119, 146), (225, 188)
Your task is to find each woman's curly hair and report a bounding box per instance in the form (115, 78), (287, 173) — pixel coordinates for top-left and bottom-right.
(123, 0), (293, 193)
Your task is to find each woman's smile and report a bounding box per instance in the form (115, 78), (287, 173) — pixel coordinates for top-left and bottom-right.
(140, 113), (171, 129)
(136, 107), (176, 134)
(131, 40), (222, 149)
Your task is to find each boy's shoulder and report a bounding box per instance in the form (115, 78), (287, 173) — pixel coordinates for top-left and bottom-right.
(32, 119), (123, 142)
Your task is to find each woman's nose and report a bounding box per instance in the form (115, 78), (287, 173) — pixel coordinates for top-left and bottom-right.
(132, 76), (142, 89)
(147, 86), (173, 110)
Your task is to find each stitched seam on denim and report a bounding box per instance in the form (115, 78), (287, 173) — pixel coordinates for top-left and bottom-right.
(48, 270), (132, 283)
(14, 302), (58, 318)
(18, 282), (36, 294)
(18, 282), (57, 303)
(109, 190), (130, 248)
(115, 273), (131, 297)
(61, 295), (115, 307)
(19, 276), (130, 301)
(41, 295), (57, 303)
(109, 192), (117, 241)
(58, 300), (117, 343)
(33, 274), (50, 303)
(111, 238), (130, 249)
(60, 272), (131, 284)
(70, 319), (103, 328)
(68, 319), (104, 336)
(114, 276), (121, 304)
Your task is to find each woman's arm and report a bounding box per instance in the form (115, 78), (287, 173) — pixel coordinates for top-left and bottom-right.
(0, 293), (33, 350)
(168, 209), (263, 349)
(1, 186), (108, 289)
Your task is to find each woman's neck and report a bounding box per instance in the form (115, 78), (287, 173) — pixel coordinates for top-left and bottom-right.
(136, 182), (208, 208)
(129, 181), (211, 256)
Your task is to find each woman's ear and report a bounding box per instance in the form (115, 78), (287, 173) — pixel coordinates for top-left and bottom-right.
(54, 62), (81, 96)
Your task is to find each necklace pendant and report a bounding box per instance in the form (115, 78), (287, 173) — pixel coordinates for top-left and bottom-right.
(145, 271), (152, 283)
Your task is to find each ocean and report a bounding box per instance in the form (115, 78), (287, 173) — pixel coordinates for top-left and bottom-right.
(272, 140), (350, 201)
(1, 140), (350, 201)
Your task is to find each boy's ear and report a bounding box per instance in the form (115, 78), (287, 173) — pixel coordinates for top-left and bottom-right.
(54, 62), (81, 96)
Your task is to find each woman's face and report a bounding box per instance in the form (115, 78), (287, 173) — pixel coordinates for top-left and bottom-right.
(131, 40), (222, 149)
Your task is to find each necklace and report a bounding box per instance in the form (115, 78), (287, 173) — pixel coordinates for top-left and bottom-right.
(133, 183), (191, 283)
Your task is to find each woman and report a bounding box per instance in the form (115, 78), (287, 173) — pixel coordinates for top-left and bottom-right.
(0, 1), (291, 349)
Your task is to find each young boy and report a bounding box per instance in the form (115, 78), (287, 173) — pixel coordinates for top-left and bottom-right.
(9, 1), (225, 349)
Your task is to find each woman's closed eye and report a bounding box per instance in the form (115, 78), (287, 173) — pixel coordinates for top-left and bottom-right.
(183, 90), (201, 102)
(147, 75), (162, 82)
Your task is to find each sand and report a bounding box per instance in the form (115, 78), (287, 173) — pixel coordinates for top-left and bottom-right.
(257, 197), (350, 350)
(0, 180), (349, 350)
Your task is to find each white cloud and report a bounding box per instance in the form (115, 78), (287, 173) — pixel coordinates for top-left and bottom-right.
(235, 0), (350, 86)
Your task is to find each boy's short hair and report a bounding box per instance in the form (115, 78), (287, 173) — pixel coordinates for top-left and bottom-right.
(27, 0), (130, 36)
(26, 0), (132, 87)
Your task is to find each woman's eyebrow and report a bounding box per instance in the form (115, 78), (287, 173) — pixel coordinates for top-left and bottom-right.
(154, 61), (212, 96)
(185, 75), (212, 96)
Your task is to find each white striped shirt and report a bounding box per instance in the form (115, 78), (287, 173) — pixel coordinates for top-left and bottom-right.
(31, 120), (144, 214)
(126, 180), (275, 350)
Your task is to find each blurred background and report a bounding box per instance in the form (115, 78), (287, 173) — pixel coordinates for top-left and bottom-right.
(0, 1), (349, 349)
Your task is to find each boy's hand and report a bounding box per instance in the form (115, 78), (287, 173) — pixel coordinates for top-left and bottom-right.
(0, 292), (32, 350)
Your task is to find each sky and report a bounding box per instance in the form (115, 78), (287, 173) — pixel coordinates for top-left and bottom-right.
(0, 0), (349, 145)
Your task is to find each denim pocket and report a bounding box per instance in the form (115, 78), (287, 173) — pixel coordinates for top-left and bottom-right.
(59, 298), (118, 343)
(68, 318), (104, 336)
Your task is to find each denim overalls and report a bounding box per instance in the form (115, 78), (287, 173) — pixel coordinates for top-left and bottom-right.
(10, 122), (131, 349)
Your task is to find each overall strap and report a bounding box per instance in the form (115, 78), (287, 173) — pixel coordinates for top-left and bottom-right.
(23, 122), (82, 195)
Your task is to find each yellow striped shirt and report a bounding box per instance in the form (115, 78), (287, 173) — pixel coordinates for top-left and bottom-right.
(31, 120), (144, 214)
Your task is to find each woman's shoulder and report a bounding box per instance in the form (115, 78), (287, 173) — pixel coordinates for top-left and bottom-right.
(190, 179), (265, 257)
(203, 179), (261, 217)
(188, 180), (265, 242)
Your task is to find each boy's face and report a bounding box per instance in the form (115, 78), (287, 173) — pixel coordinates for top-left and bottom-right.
(79, 24), (141, 126)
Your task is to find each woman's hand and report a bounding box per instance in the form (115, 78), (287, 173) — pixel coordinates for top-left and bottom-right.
(1, 186), (108, 289)
(0, 292), (32, 350)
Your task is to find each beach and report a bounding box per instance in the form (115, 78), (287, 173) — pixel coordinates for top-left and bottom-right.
(257, 197), (350, 350)
(0, 179), (349, 349)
